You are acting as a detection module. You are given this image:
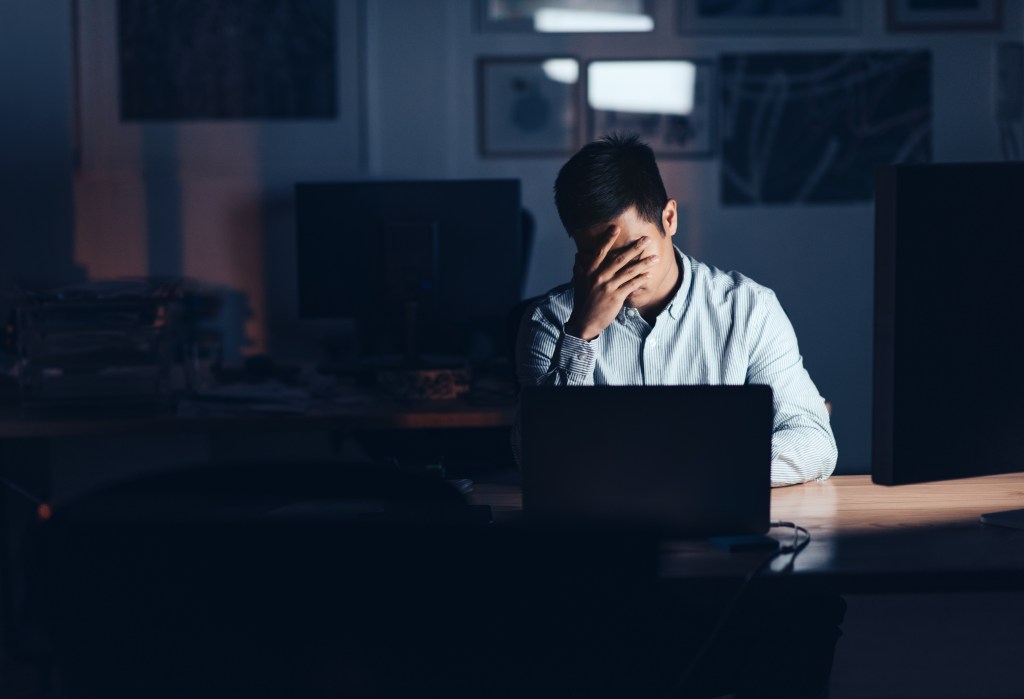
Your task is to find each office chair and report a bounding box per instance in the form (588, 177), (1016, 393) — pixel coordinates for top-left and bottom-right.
(504, 295), (539, 390)
(23, 461), (498, 698)
(27, 459), (663, 698)
(43, 459), (473, 525)
(503, 209), (543, 389)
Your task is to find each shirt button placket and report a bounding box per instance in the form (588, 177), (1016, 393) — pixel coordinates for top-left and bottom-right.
(646, 333), (663, 384)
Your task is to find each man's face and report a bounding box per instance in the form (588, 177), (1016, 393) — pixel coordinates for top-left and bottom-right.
(573, 201), (679, 312)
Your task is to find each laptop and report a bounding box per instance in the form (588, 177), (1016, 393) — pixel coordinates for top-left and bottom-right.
(520, 385), (772, 538)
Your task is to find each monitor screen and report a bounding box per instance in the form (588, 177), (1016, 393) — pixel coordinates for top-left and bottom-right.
(873, 162), (1024, 486)
(295, 179), (523, 359)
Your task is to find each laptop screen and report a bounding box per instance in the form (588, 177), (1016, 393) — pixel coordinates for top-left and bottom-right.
(520, 385), (772, 537)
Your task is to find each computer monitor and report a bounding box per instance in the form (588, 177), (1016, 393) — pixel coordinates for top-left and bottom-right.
(872, 161), (1024, 527)
(295, 179), (523, 362)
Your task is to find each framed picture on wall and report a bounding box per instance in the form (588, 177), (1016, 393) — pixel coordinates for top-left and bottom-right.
(478, 57), (580, 157)
(886, 0), (1003, 32)
(118, 0), (337, 119)
(718, 51), (932, 205)
(677, 0), (860, 35)
(587, 59), (714, 158)
(478, 0), (655, 33)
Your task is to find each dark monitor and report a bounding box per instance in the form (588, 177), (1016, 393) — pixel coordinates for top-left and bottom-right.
(295, 179), (522, 361)
(873, 162), (1024, 527)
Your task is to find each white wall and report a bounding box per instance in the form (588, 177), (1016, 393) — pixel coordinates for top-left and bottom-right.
(2, 0), (1021, 474)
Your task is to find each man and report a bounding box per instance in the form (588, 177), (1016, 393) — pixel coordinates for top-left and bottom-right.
(511, 134), (845, 698)
(516, 133), (837, 486)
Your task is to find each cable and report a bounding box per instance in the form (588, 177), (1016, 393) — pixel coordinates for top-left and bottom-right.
(0, 475), (52, 521)
(663, 521), (811, 698)
(770, 520), (811, 574)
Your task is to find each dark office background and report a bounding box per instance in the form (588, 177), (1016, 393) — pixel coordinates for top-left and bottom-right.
(2, 2), (1024, 697)
(3, 1), (1021, 476)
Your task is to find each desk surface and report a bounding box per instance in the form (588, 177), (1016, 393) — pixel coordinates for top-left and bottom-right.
(0, 394), (517, 439)
(472, 473), (1024, 593)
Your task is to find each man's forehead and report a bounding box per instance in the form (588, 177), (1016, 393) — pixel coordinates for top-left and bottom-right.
(577, 219), (616, 241)
(578, 207), (628, 235)
(575, 207), (653, 247)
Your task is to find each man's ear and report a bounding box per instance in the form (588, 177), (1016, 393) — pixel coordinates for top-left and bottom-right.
(662, 200), (678, 238)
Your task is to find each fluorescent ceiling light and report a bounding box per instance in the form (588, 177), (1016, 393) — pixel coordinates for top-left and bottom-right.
(534, 8), (654, 32)
(588, 61), (696, 115)
(542, 58), (580, 84)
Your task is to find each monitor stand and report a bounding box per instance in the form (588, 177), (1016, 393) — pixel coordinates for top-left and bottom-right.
(980, 508), (1024, 530)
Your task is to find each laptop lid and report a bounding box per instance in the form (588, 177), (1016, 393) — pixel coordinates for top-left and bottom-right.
(520, 385), (772, 538)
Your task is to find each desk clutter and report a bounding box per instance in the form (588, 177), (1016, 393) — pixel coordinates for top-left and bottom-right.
(3, 278), (516, 412)
(9, 278), (217, 407)
(176, 357), (514, 419)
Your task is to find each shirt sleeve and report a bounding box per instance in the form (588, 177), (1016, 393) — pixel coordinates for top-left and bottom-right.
(517, 303), (597, 388)
(746, 291), (838, 487)
(511, 299), (598, 465)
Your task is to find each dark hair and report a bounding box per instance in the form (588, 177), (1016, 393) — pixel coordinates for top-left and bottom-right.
(553, 133), (668, 237)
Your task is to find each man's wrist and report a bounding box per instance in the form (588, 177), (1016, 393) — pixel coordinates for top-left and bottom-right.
(558, 332), (596, 375)
(564, 318), (599, 342)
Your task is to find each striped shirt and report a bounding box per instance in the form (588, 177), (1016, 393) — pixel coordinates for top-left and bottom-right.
(514, 247), (837, 487)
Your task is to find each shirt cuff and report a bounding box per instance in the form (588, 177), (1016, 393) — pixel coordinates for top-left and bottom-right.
(558, 330), (596, 376)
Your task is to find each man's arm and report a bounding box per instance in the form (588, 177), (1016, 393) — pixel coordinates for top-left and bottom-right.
(512, 227), (653, 463)
(746, 291), (838, 486)
(518, 226), (655, 384)
(517, 299), (597, 389)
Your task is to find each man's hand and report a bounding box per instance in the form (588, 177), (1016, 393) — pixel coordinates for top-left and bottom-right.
(564, 227), (659, 341)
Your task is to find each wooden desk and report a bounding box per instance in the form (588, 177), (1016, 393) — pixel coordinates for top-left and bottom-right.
(471, 474), (1024, 593)
(0, 395), (517, 440)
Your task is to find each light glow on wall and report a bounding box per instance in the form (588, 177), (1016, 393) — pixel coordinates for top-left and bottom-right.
(534, 8), (653, 32)
(541, 58), (580, 84)
(588, 61), (696, 115)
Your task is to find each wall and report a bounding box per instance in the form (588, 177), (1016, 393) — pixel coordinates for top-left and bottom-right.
(2, 0), (1021, 474)
(0, 0), (81, 293)
(370, 0), (1023, 475)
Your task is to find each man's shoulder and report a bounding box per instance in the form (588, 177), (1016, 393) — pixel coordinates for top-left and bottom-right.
(690, 257), (776, 307)
(532, 282), (574, 310)
(525, 283), (574, 323)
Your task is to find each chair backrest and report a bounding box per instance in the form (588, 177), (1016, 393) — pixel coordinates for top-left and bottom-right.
(30, 460), (662, 698)
(505, 295), (541, 389)
(26, 460), (485, 696)
(49, 460), (471, 525)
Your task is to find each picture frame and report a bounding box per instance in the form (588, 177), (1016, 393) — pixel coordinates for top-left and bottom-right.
(477, 0), (655, 33)
(118, 0), (337, 120)
(478, 57), (581, 157)
(677, 0), (859, 35)
(718, 51), (932, 205)
(587, 59), (715, 158)
(887, 0), (1002, 32)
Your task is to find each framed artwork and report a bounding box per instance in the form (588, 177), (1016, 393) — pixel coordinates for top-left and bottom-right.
(678, 0), (859, 35)
(478, 0), (654, 32)
(587, 59), (714, 158)
(118, 0), (337, 120)
(887, 0), (1003, 32)
(719, 51), (932, 205)
(478, 57), (580, 157)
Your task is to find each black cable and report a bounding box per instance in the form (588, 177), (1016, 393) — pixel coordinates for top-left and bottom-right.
(0, 475), (44, 505)
(772, 520), (811, 574)
(663, 521), (811, 698)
